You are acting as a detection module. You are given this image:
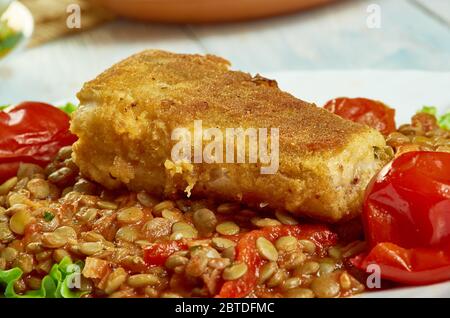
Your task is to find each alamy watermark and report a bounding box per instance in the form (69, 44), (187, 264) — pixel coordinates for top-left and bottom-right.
(171, 120), (279, 174)
(66, 4), (81, 29)
(367, 4), (382, 29)
(66, 263), (82, 289)
(366, 264), (382, 289)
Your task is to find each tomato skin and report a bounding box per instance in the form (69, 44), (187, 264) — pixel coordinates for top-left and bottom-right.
(143, 241), (187, 266)
(355, 151), (450, 285)
(217, 225), (337, 298)
(324, 97), (396, 135)
(0, 102), (77, 182)
(351, 243), (450, 285)
(364, 151), (450, 249)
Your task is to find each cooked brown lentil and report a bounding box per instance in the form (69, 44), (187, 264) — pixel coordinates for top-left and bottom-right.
(223, 262), (248, 280)
(215, 221), (240, 235)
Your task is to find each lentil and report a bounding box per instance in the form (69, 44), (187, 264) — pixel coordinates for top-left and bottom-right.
(258, 261), (277, 284)
(136, 191), (158, 207)
(256, 237), (278, 261)
(266, 269), (287, 288)
(282, 277), (301, 290)
(116, 226), (139, 242)
(217, 203), (240, 214)
(339, 272), (352, 290)
(165, 255), (189, 269)
(0, 222), (14, 243)
(0, 177), (18, 195)
(221, 246), (236, 261)
(13, 253), (33, 274)
(128, 274), (159, 288)
(1, 247), (18, 262)
(211, 237), (236, 251)
(79, 242), (104, 255)
(104, 267), (128, 294)
(42, 232), (67, 248)
(9, 208), (33, 235)
(300, 261), (320, 275)
(73, 179), (97, 195)
(193, 208), (217, 235)
(275, 211), (298, 225)
(310, 275), (340, 298)
(223, 262), (248, 280)
(117, 207), (144, 224)
(26, 179), (50, 199)
(8, 193), (29, 206)
(251, 217), (281, 228)
(97, 200), (118, 210)
(275, 236), (298, 252)
(48, 167), (74, 185)
(299, 239), (316, 254)
(53, 249), (70, 263)
(161, 208), (183, 222)
(318, 262), (336, 275)
(152, 200), (175, 216)
(328, 246), (342, 259)
(284, 288), (315, 298)
(216, 221), (240, 235)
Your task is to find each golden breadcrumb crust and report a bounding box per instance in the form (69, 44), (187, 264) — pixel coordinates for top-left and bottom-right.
(71, 50), (387, 222)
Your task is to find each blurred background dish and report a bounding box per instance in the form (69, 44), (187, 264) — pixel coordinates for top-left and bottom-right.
(92, 0), (338, 23)
(0, 1), (33, 61)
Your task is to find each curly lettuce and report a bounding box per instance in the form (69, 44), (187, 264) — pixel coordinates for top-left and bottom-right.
(0, 257), (88, 298)
(58, 102), (78, 114)
(419, 106), (450, 130)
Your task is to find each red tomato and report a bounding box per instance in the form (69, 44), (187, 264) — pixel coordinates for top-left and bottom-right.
(0, 102), (77, 182)
(353, 151), (450, 285)
(217, 225), (337, 298)
(324, 97), (396, 135)
(143, 241), (188, 266)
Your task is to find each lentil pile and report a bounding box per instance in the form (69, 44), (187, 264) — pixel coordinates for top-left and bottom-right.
(1, 112), (447, 298)
(386, 112), (450, 154)
(0, 146), (365, 298)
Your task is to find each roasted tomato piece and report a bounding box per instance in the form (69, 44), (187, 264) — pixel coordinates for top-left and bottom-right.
(353, 151), (450, 285)
(324, 97), (396, 135)
(0, 102), (77, 182)
(144, 241), (188, 266)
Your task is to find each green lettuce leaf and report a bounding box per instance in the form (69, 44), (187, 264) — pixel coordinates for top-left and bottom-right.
(58, 102), (78, 114)
(0, 256), (88, 298)
(419, 106), (437, 116)
(438, 113), (450, 130)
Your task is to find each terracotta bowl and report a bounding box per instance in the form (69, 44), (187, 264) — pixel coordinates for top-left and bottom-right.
(91, 0), (338, 23)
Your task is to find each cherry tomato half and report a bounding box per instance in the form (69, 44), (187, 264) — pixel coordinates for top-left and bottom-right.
(324, 97), (396, 135)
(0, 102), (77, 182)
(353, 151), (450, 285)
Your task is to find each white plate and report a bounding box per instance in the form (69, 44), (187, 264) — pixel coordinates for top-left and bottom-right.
(0, 1), (34, 62)
(62, 70), (450, 298)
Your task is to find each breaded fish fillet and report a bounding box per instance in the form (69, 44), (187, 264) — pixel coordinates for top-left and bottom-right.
(71, 50), (387, 222)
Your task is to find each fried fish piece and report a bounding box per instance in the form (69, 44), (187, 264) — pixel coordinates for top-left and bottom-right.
(71, 50), (388, 222)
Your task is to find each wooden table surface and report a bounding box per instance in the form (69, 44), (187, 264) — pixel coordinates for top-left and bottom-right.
(1, 0), (449, 103)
